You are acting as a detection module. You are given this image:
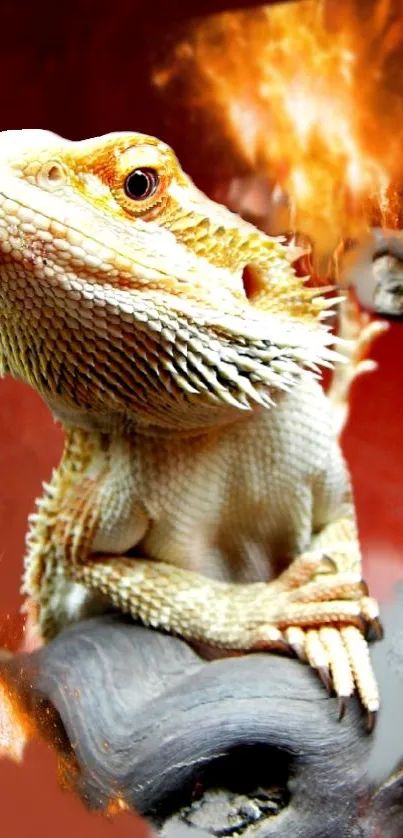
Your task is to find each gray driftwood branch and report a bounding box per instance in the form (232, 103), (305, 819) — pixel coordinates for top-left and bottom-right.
(1, 589), (403, 837)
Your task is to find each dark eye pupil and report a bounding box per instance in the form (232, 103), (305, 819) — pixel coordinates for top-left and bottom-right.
(124, 168), (159, 200)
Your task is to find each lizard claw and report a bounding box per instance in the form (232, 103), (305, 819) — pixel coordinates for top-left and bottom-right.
(338, 695), (349, 721)
(253, 618), (380, 725)
(359, 596), (384, 641)
(366, 616), (384, 642)
(317, 665), (333, 695)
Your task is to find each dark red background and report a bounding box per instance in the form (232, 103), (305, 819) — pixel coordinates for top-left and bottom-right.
(0, 1), (402, 836)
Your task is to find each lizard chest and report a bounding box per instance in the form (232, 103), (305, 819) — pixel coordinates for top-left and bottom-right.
(134, 399), (323, 582)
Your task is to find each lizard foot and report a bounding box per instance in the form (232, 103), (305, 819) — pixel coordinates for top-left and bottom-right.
(70, 554), (381, 726)
(285, 625), (380, 730)
(248, 588), (381, 728)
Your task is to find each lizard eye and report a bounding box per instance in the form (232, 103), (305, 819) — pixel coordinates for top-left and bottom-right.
(124, 168), (159, 201)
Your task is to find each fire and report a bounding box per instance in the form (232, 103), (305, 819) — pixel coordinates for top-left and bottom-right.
(0, 678), (31, 761)
(105, 794), (129, 816)
(154, 0), (403, 270)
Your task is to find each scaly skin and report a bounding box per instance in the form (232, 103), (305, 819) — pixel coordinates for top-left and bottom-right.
(0, 129), (381, 727)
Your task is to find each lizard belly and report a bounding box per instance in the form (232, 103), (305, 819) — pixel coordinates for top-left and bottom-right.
(136, 389), (325, 583)
(141, 506), (312, 584)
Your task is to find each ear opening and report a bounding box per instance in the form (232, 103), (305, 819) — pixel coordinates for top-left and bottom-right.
(241, 264), (267, 302)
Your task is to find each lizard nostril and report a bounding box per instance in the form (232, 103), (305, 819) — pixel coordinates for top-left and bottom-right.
(242, 265), (265, 302)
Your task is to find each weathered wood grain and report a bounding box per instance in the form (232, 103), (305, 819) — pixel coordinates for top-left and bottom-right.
(1, 588), (403, 836)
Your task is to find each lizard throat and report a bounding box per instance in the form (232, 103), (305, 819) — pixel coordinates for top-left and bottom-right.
(0, 263), (339, 432)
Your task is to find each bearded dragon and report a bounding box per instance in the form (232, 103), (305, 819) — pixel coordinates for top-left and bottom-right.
(0, 129), (381, 730)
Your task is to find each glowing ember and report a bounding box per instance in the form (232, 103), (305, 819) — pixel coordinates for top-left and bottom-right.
(154, 0), (403, 269)
(0, 679), (30, 761)
(105, 794), (129, 816)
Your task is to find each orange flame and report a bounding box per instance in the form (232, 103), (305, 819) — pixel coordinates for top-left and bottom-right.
(105, 794), (130, 816)
(0, 678), (31, 761)
(154, 0), (403, 270)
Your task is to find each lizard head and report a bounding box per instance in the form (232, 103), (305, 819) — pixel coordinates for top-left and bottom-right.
(0, 129), (337, 431)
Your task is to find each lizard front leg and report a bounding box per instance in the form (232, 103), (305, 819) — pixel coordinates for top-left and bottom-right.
(72, 552), (379, 732)
(28, 431), (380, 723)
(22, 427), (148, 639)
(258, 504), (381, 725)
(71, 542), (379, 725)
(55, 485), (379, 725)
(257, 454), (382, 725)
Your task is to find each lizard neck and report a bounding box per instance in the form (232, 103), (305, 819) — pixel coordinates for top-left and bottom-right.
(0, 264), (301, 434)
(51, 398), (269, 441)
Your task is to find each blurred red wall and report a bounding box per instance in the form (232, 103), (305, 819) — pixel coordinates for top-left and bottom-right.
(0, 1), (402, 836)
